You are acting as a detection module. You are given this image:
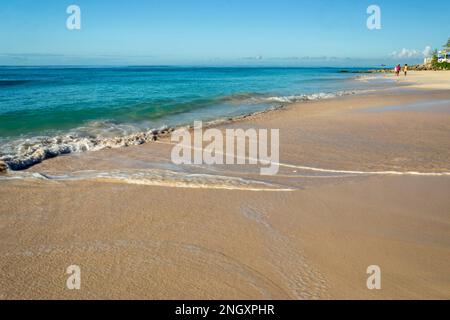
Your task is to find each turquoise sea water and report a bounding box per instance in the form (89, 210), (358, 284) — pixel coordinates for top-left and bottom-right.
(0, 66), (383, 169)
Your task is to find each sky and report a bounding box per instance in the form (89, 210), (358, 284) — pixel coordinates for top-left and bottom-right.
(0, 0), (449, 66)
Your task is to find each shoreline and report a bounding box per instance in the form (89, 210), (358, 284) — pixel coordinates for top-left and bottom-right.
(4, 71), (448, 176)
(0, 69), (438, 173)
(0, 90), (360, 173)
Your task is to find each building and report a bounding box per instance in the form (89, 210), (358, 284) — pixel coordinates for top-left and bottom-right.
(437, 48), (450, 63)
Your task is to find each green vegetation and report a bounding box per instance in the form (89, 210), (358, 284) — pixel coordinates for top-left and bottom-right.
(430, 39), (450, 70)
(431, 56), (450, 69)
(433, 61), (450, 70)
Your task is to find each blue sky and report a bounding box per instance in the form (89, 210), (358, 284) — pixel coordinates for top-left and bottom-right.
(0, 0), (449, 66)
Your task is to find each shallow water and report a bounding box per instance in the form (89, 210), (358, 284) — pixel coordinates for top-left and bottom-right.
(359, 98), (450, 113)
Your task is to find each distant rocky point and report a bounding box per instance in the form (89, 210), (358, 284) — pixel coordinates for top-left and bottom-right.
(339, 69), (392, 74)
(339, 63), (446, 74)
(407, 63), (448, 71)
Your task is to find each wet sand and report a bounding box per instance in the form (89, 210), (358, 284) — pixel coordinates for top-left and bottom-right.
(1, 71), (450, 299)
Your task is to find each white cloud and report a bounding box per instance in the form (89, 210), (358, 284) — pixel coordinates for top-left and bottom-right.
(242, 55), (263, 60)
(390, 48), (419, 59)
(390, 46), (433, 59)
(422, 46), (433, 57)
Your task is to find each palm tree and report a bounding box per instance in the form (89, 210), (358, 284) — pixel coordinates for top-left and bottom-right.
(431, 49), (438, 64)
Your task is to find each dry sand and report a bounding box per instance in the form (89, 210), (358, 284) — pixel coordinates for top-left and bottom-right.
(0, 71), (449, 299)
(397, 70), (450, 90)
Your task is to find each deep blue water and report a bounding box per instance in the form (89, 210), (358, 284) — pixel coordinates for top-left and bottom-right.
(0, 66), (374, 138)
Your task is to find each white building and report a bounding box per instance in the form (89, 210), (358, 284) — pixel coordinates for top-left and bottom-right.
(437, 49), (449, 63)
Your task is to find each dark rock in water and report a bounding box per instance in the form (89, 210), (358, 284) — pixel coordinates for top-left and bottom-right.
(0, 161), (8, 173)
(340, 68), (393, 74)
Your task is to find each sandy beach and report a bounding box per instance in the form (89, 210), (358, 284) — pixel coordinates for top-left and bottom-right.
(1, 71), (450, 299)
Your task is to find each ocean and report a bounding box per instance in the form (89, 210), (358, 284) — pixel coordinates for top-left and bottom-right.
(0, 66), (383, 170)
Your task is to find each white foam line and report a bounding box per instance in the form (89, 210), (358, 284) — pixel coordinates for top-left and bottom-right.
(0, 170), (294, 192)
(156, 141), (450, 177)
(279, 164), (450, 177)
(101, 177), (294, 192)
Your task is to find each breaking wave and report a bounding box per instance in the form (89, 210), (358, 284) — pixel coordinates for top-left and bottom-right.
(261, 91), (354, 103)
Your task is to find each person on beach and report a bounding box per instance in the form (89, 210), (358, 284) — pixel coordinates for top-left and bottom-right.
(395, 64), (400, 77)
(404, 64), (408, 76)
